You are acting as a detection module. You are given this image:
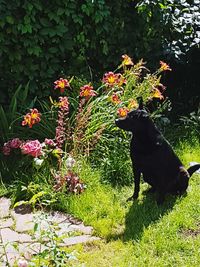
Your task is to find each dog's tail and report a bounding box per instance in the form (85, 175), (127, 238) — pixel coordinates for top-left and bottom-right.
(187, 164), (200, 177)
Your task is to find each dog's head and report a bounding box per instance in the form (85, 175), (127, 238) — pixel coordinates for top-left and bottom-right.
(115, 108), (162, 145)
(115, 109), (149, 133)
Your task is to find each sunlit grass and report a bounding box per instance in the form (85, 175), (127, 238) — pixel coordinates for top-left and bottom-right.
(0, 133), (199, 266)
(62, 136), (200, 267)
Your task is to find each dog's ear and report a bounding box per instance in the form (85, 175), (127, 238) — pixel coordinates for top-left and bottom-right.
(137, 97), (143, 110)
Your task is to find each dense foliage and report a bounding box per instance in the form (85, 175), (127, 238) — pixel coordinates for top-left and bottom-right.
(0, 0), (199, 108)
(137, 0), (200, 60)
(0, 0), (136, 102)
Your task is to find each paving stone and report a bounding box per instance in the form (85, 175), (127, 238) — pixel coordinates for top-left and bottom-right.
(0, 198), (101, 264)
(18, 242), (47, 256)
(48, 211), (72, 224)
(0, 228), (19, 242)
(0, 197), (11, 219)
(18, 233), (33, 243)
(68, 223), (93, 235)
(0, 217), (14, 229)
(0, 243), (20, 266)
(61, 235), (100, 246)
(11, 210), (35, 232)
(0, 228), (32, 243)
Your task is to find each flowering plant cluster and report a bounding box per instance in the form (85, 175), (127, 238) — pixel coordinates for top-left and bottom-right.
(2, 55), (171, 193)
(100, 55), (171, 118)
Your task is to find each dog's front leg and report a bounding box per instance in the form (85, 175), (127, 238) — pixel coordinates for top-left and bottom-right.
(127, 169), (141, 201)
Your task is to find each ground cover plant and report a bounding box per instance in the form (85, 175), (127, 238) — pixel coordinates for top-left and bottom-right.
(1, 55), (200, 266)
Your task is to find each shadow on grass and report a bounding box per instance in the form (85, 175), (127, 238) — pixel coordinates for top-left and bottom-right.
(107, 190), (179, 242)
(122, 192), (177, 241)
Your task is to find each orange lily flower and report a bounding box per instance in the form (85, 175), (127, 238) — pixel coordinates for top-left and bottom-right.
(152, 89), (164, 100)
(22, 108), (41, 128)
(122, 54), (134, 66)
(117, 107), (129, 117)
(160, 61), (172, 71)
(111, 93), (121, 105)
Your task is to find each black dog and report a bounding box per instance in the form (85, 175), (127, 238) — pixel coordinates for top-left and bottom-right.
(115, 108), (200, 204)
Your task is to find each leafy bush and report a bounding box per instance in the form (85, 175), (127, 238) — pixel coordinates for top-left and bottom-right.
(2, 0), (198, 104)
(180, 106), (200, 135)
(137, 0), (200, 60)
(0, 0), (137, 101)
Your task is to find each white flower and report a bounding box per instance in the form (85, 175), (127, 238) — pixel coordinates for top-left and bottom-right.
(18, 258), (28, 267)
(34, 158), (44, 166)
(66, 155), (76, 169)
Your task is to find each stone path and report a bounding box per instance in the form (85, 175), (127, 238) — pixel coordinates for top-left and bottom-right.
(0, 197), (100, 266)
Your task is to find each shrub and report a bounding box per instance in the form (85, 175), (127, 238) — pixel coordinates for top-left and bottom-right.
(137, 0), (200, 60)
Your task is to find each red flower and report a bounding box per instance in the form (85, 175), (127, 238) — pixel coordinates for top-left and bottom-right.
(80, 84), (97, 100)
(159, 61), (172, 71)
(54, 78), (70, 93)
(102, 72), (125, 87)
(22, 108), (41, 128)
(117, 107), (129, 117)
(111, 93), (121, 105)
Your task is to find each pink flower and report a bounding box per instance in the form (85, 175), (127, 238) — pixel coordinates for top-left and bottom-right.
(17, 258), (28, 267)
(9, 138), (22, 149)
(21, 140), (42, 158)
(44, 138), (56, 147)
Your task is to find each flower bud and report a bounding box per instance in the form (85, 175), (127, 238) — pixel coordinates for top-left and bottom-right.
(34, 158), (44, 166)
(66, 155), (76, 169)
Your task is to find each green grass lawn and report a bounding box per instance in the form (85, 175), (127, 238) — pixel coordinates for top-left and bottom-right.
(0, 136), (200, 266)
(61, 138), (200, 267)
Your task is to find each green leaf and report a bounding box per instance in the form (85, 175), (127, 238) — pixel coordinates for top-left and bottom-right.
(0, 105), (9, 134)
(57, 8), (65, 16)
(10, 97), (17, 122)
(21, 81), (30, 105)
(6, 16), (14, 24)
(34, 223), (39, 232)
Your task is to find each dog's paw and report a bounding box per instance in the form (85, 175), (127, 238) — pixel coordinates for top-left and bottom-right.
(133, 193), (139, 199)
(126, 192), (139, 202)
